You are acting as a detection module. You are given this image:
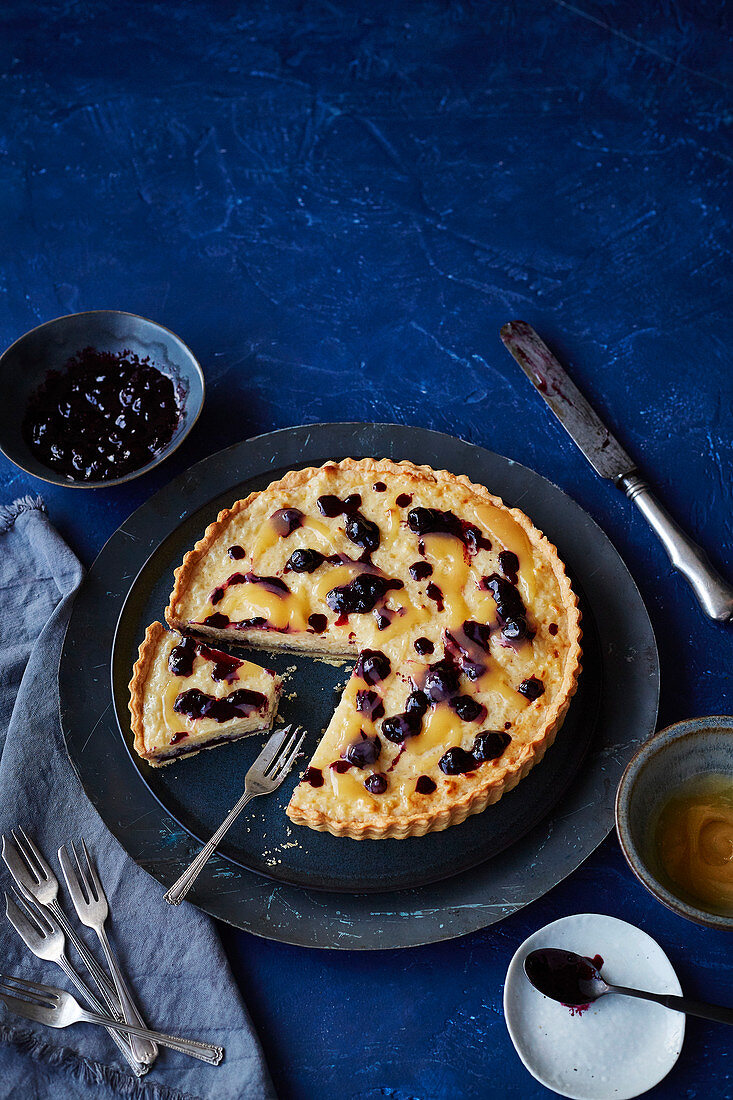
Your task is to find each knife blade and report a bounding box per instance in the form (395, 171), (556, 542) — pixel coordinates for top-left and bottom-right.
(500, 320), (636, 480)
(500, 320), (733, 623)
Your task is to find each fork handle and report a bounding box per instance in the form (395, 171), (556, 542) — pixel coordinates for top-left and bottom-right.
(50, 902), (122, 1017)
(97, 925), (157, 1065)
(77, 1007), (224, 1064)
(164, 789), (255, 906)
(58, 957), (148, 1077)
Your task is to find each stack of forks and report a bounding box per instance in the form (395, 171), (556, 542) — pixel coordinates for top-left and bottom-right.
(1, 829), (223, 1072)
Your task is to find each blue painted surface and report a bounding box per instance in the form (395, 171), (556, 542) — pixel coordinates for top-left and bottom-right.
(1, 2), (731, 1097)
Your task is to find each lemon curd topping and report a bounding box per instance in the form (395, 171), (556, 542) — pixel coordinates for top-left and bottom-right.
(653, 774), (733, 913)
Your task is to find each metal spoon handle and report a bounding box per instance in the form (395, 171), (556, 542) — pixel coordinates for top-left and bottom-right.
(610, 984), (733, 1026)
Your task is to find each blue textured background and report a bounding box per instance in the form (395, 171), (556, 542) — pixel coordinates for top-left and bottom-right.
(1, 2), (732, 1097)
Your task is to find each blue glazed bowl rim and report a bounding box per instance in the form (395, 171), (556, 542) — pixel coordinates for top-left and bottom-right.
(0, 309), (205, 489)
(615, 715), (733, 930)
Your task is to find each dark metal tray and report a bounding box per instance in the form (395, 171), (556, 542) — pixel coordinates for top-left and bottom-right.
(60, 423), (659, 948)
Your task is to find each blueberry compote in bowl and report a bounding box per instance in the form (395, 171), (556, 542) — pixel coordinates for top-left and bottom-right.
(0, 311), (204, 488)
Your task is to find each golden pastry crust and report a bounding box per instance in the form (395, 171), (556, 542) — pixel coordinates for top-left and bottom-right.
(129, 621), (167, 761)
(164, 457), (582, 836)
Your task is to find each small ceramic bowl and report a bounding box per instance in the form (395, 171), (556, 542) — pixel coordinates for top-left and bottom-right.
(0, 310), (205, 488)
(616, 716), (733, 930)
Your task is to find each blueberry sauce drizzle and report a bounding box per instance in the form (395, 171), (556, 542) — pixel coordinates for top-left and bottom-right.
(517, 676), (545, 701)
(482, 573), (532, 642)
(330, 759), (352, 774)
(211, 571), (290, 605)
(303, 766), (324, 787)
(168, 636), (245, 683)
(407, 507), (491, 554)
(285, 548), (325, 573)
(450, 695), (486, 723)
(373, 608), (393, 631)
(344, 735), (381, 768)
(270, 507), (304, 537)
(426, 581), (444, 610)
(326, 574), (403, 616)
(317, 492), (381, 554)
(498, 549), (519, 583)
(354, 649), (391, 684)
(409, 560), (433, 581)
(380, 690), (429, 743)
(23, 347), (180, 481)
(168, 636), (197, 677)
(203, 612), (267, 630)
(444, 621), (492, 680)
(173, 687), (267, 722)
(355, 689), (385, 721)
(438, 729), (511, 774)
(344, 512), (380, 554)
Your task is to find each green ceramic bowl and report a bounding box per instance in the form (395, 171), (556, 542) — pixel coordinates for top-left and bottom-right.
(615, 716), (733, 930)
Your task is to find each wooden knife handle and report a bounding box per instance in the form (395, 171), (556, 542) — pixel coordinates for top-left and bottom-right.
(617, 472), (733, 623)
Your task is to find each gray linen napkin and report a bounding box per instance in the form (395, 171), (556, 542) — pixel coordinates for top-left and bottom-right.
(0, 497), (276, 1100)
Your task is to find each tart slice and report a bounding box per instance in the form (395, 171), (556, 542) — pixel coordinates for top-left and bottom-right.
(129, 622), (281, 766)
(163, 458), (582, 837)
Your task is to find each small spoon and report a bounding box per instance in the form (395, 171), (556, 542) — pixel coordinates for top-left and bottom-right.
(524, 948), (733, 1026)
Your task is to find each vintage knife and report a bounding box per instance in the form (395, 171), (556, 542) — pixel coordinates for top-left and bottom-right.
(501, 320), (733, 622)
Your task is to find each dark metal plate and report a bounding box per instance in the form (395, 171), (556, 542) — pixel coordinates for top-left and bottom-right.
(60, 423), (659, 947)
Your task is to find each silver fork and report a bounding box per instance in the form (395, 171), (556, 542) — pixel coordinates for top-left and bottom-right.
(164, 723), (306, 906)
(58, 839), (156, 1066)
(4, 890), (148, 1076)
(0, 973), (224, 1065)
(1, 830), (123, 1021)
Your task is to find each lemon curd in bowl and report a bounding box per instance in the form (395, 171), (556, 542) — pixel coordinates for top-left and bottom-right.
(652, 774), (733, 915)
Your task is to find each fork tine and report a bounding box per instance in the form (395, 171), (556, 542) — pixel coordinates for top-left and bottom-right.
(1, 836), (34, 893)
(8, 830), (42, 884)
(0, 989), (54, 1021)
(6, 889), (50, 938)
(0, 973), (59, 1003)
(12, 886), (54, 934)
(80, 839), (102, 902)
(14, 828), (50, 883)
(251, 723), (292, 773)
(264, 723), (299, 776)
(15, 827), (50, 880)
(69, 841), (92, 905)
(271, 728), (307, 781)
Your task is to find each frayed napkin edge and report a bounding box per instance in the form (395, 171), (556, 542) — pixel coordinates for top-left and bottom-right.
(0, 496), (46, 535)
(0, 1026), (205, 1100)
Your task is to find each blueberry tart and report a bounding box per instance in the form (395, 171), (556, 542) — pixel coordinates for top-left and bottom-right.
(164, 458), (581, 836)
(129, 622), (281, 766)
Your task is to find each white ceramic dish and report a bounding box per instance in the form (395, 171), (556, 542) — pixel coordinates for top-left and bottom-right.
(504, 913), (684, 1099)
